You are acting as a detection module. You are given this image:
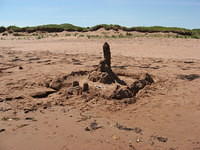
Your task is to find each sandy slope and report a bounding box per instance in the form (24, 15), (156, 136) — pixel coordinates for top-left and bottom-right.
(0, 36), (200, 150)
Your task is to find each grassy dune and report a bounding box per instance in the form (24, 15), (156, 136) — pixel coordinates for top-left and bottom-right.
(0, 24), (200, 39)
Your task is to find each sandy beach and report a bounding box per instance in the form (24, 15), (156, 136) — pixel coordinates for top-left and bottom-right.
(1, 34), (200, 150)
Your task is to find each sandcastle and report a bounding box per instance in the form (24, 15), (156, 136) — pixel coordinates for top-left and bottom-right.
(43, 42), (154, 102)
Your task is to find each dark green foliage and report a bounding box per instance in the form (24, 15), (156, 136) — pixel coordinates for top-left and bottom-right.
(121, 26), (192, 35)
(7, 26), (25, 32)
(90, 24), (121, 31)
(0, 26), (6, 33)
(6, 24), (87, 33)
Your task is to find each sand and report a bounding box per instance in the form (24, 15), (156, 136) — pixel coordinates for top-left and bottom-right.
(0, 34), (200, 150)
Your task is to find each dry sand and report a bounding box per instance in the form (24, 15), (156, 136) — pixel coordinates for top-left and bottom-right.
(0, 35), (200, 150)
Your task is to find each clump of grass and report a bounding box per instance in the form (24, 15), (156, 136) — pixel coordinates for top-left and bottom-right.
(101, 32), (108, 35)
(191, 34), (200, 39)
(191, 29), (200, 39)
(13, 32), (25, 36)
(65, 33), (71, 36)
(37, 34), (45, 39)
(111, 35), (117, 38)
(32, 33), (39, 36)
(103, 35), (110, 38)
(87, 35), (100, 39)
(74, 33), (79, 36)
(118, 33), (125, 38)
(78, 34), (85, 37)
(126, 32), (132, 36)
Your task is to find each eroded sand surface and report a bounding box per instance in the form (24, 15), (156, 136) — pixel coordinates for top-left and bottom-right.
(0, 37), (200, 150)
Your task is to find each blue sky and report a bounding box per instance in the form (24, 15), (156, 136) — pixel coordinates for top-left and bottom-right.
(0, 0), (200, 29)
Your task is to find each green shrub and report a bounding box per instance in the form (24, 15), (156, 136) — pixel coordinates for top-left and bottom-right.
(24, 27), (37, 33)
(192, 29), (200, 39)
(0, 26), (6, 33)
(87, 35), (100, 39)
(36, 34), (45, 39)
(7, 26), (25, 32)
(90, 24), (121, 31)
(126, 32), (132, 36)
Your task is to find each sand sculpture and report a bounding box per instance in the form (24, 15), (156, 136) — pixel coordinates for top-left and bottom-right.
(47, 42), (154, 101)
